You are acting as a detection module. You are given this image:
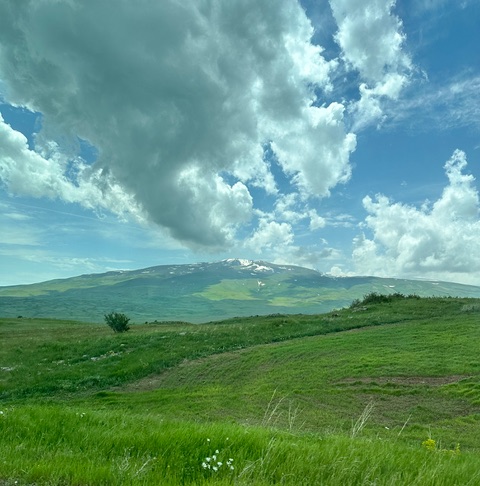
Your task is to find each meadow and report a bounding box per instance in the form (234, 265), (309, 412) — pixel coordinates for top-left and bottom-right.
(1, 294), (480, 484)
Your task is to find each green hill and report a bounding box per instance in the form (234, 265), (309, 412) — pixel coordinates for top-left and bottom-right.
(1, 295), (480, 484)
(1, 259), (480, 322)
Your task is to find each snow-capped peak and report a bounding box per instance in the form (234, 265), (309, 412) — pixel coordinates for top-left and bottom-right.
(222, 258), (274, 273)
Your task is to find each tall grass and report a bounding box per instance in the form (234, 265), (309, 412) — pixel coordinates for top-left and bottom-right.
(1, 404), (479, 485)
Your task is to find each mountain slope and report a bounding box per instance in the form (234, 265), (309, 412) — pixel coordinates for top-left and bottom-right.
(1, 259), (480, 322)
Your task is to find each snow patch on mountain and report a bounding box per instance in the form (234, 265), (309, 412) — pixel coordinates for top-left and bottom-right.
(223, 259), (274, 273)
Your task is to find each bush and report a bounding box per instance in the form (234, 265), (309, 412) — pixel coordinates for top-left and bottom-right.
(104, 312), (130, 333)
(350, 292), (420, 308)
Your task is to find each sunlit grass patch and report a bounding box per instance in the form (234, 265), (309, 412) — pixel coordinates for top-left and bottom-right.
(1, 404), (479, 485)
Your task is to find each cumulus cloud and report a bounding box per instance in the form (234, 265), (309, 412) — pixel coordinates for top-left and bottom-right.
(0, 0), (357, 250)
(245, 219), (294, 253)
(353, 150), (480, 285)
(330, 0), (410, 81)
(175, 167), (253, 248)
(308, 210), (327, 231)
(271, 102), (356, 197)
(270, 243), (343, 271)
(329, 0), (412, 129)
(0, 113), (144, 221)
(352, 73), (409, 130)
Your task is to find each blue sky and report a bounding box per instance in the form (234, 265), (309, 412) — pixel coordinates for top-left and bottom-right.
(1, 0), (479, 286)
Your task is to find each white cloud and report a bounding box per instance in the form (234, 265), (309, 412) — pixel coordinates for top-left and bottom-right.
(272, 244), (343, 271)
(271, 103), (356, 197)
(351, 73), (409, 130)
(353, 150), (480, 285)
(0, 114), (69, 199)
(324, 212), (356, 228)
(270, 193), (327, 230)
(241, 207), (337, 269)
(330, 0), (411, 82)
(0, 0), (355, 250)
(245, 219), (295, 253)
(309, 210), (327, 230)
(329, 0), (412, 129)
(0, 113), (145, 222)
(327, 265), (355, 277)
(175, 167), (253, 247)
(274, 193), (302, 223)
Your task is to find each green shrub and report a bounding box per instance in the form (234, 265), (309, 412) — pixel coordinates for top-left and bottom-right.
(350, 292), (421, 308)
(104, 312), (130, 333)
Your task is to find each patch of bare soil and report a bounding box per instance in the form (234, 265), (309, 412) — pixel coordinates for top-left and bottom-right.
(119, 374), (167, 392)
(334, 375), (470, 387)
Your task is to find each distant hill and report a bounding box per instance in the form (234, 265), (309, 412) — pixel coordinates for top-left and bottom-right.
(1, 259), (480, 322)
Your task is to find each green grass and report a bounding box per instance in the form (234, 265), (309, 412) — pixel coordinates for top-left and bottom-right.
(1, 405), (479, 485)
(194, 278), (261, 301)
(1, 296), (480, 484)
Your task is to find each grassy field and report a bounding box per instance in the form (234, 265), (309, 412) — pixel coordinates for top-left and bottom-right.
(1, 295), (480, 484)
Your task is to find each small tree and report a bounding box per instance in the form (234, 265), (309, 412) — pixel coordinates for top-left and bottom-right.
(104, 311), (130, 333)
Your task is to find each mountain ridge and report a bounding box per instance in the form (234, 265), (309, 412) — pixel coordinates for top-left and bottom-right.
(2, 259), (480, 322)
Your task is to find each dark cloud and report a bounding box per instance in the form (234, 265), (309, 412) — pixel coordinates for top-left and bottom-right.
(0, 0), (354, 249)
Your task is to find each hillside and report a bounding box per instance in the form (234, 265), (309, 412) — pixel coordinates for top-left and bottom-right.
(1, 259), (480, 322)
(1, 296), (480, 485)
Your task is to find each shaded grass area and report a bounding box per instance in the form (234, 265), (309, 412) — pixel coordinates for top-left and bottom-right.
(1, 296), (480, 484)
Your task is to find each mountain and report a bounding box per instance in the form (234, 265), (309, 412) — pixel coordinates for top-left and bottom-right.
(1, 259), (480, 323)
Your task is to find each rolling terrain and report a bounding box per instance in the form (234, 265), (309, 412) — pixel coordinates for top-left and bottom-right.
(1, 295), (480, 484)
(2, 259), (480, 322)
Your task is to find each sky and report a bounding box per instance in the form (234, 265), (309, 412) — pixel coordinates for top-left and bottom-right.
(0, 0), (480, 287)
